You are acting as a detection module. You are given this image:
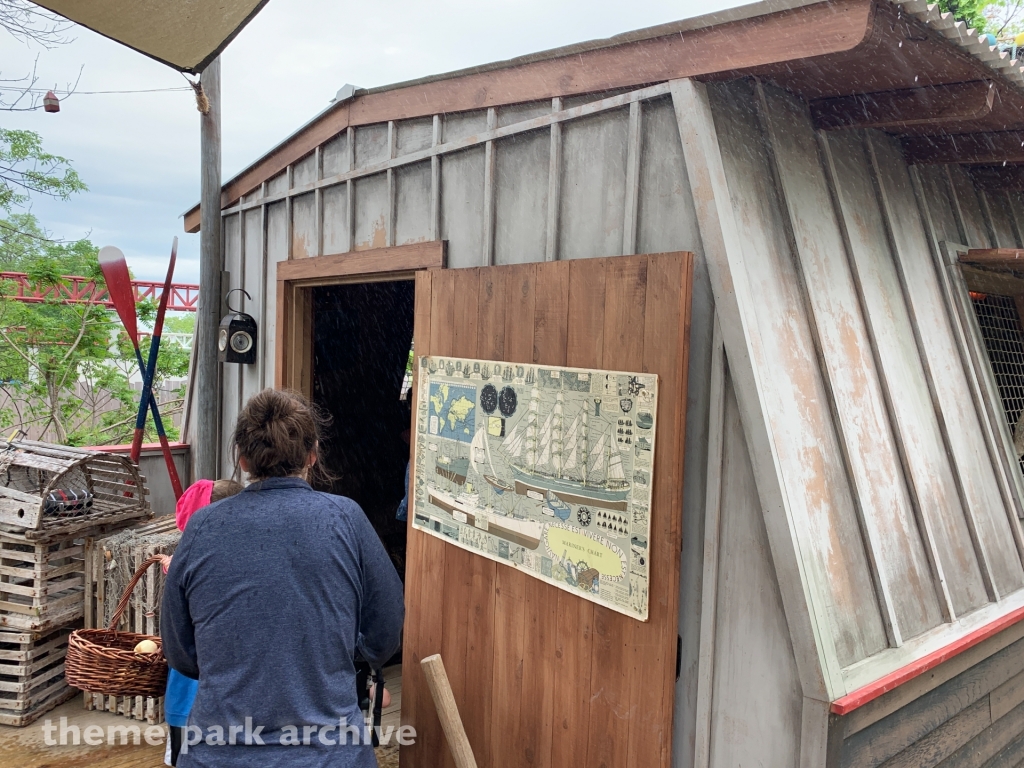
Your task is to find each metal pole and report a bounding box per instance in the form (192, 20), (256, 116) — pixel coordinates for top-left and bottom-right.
(196, 57), (222, 480)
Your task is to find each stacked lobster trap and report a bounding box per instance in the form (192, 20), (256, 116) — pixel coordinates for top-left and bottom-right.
(82, 516), (180, 724)
(0, 437), (151, 725)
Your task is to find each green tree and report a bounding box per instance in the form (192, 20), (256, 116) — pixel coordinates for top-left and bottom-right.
(0, 128), (85, 213)
(1, 211), (99, 273)
(0, 228), (191, 446)
(985, 0), (1024, 39)
(937, 0), (990, 32)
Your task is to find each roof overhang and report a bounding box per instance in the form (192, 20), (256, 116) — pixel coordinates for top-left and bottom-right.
(31, 0), (270, 74)
(183, 0), (1024, 232)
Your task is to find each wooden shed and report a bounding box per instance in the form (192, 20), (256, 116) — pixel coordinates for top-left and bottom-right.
(184, 0), (1024, 765)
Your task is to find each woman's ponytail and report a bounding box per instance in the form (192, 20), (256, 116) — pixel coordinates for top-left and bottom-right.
(231, 389), (328, 481)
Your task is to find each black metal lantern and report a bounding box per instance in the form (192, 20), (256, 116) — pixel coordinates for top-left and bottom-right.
(218, 289), (258, 365)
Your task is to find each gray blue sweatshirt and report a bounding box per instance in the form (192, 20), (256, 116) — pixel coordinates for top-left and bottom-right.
(161, 476), (405, 767)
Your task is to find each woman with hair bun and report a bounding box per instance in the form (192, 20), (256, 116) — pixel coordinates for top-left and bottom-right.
(161, 388), (404, 767)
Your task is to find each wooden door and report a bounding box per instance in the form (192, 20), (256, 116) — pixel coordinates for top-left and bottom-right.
(402, 253), (693, 768)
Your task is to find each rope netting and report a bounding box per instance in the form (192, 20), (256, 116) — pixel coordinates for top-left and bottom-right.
(99, 526), (180, 630)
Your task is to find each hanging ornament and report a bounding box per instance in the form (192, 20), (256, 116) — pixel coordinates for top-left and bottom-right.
(43, 91), (60, 113)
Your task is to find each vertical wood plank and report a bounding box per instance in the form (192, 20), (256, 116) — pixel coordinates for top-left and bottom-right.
(546, 98), (563, 262)
(483, 108), (498, 266)
(693, 315), (726, 768)
(439, 267), (481, 768)
(402, 269), (445, 768)
(629, 252), (691, 768)
(346, 127), (355, 253)
(274, 280), (288, 389)
(550, 258), (606, 767)
(258, 185), (269, 390)
(622, 101), (643, 256)
(431, 115), (442, 242)
(586, 255), (648, 768)
(387, 121), (397, 247)
(489, 263), (537, 768)
(285, 165), (294, 259)
(514, 260), (569, 768)
(459, 267), (506, 768)
(314, 146), (323, 257)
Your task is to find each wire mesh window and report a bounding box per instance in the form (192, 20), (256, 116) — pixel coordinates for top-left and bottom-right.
(972, 293), (1024, 474)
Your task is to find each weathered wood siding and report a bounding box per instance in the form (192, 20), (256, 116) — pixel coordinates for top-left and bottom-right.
(210, 70), (1024, 768)
(702, 77), (1024, 680)
(677, 76), (1024, 766)
(833, 621), (1024, 767)
(698, 366), (805, 766)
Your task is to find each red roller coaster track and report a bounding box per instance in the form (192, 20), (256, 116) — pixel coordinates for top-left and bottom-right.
(0, 271), (199, 312)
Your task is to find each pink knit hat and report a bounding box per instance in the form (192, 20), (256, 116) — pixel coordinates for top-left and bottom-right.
(175, 479), (214, 532)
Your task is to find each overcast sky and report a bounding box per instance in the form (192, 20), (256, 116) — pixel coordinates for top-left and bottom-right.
(3, 0), (745, 281)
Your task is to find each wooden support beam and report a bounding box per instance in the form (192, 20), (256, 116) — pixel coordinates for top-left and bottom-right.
(902, 132), (1024, 165)
(967, 164), (1024, 192)
(811, 81), (995, 131)
(961, 248), (1024, 268)
(545, 97), (562, 262)
(386, 121), (397, 247)
(275, 240), (446, 285)
(430, 115), (441, 241)
(960, 263), (1024, 296)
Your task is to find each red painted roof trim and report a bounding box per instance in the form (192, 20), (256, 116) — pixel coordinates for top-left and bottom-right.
(831, 605), (1024, 715)
(84, 442), (189, 453)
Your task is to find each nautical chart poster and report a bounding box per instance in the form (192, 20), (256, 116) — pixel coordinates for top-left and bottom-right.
(411, 356), (659, 621)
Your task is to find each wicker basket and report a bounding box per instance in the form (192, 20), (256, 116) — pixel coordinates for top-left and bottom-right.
(64, 555), (168, 698)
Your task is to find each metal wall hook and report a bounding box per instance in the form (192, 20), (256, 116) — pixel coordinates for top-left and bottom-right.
(225, 288), (251, 314)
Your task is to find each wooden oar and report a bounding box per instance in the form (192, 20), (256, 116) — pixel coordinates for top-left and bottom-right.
(131, 238), (182, 498)
(97, 245), (183, 499)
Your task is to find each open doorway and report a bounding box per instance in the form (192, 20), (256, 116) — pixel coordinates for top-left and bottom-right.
(310, 279), (415, 582)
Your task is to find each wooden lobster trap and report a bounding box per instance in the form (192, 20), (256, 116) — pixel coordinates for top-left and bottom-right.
(0, 438), (150, 540)
(0, 533), (88, 633)
(0, 624), (78, 726)
(83, 516), (180, 724)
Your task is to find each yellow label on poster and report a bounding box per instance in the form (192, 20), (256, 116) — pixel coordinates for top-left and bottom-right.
(545, 527), (624, 579)
(488, 417), (503, 437)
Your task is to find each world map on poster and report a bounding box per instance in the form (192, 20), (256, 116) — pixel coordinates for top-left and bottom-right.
(411, 356), (658, 621)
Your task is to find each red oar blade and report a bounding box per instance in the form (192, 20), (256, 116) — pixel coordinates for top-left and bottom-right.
(97, 245), (139, 345)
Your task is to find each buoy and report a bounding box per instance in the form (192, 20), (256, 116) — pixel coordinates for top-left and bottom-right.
(43, 90), (59, 113)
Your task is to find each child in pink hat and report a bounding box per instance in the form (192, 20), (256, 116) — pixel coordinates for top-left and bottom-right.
(160, 479), (242, 766)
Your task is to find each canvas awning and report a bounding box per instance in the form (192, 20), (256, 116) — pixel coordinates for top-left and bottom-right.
(30, 0), (270, 73)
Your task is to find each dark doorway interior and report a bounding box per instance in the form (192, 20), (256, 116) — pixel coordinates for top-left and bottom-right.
(311, 280), (415, 581)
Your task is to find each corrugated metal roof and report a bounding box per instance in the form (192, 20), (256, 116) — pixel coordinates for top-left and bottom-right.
(891, 0), (1024, 88)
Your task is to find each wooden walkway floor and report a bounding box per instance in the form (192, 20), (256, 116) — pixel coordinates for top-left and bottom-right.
(0, 666), (403, 768)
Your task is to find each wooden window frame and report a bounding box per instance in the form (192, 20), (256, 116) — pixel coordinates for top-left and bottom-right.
(274, 241), (446, 396)
(940, 241), (1024, 519)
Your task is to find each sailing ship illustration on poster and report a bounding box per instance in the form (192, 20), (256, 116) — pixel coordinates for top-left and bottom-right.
(413, 356), (658, 621)
(508, 390), (630, 512)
